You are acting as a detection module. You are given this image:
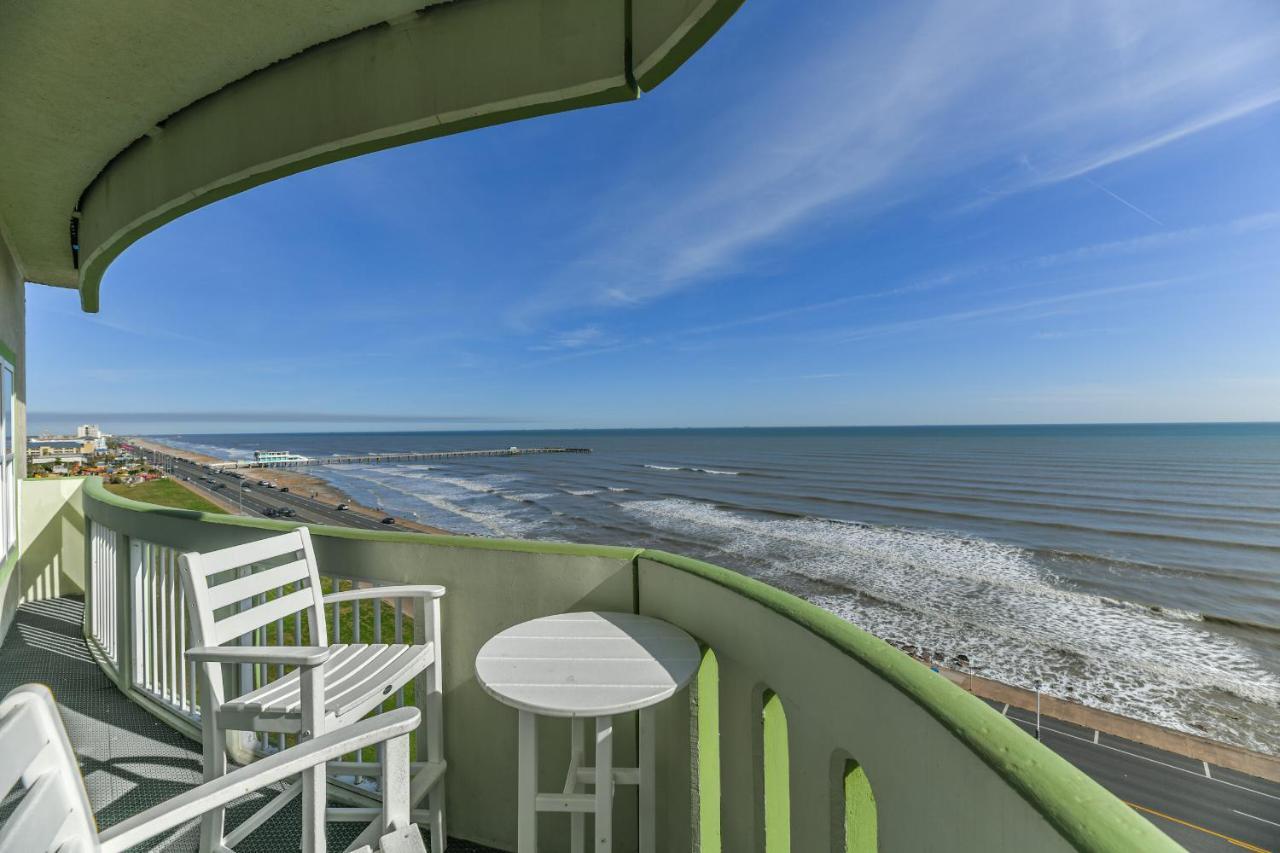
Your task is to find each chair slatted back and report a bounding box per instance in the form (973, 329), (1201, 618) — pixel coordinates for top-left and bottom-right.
(0, 685), (97, 852)
(179, 528), (328, 706)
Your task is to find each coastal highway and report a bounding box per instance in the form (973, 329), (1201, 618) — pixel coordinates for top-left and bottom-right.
(142, 450), (420, 532)
(985, 699), (1279, 852)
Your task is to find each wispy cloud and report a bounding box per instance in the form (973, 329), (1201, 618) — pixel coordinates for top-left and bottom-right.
(1028, 210), (1280, 268)
(826, 279), (1177, 343)
(530, 325), (613, 351)
(508, 0), (1280, 327)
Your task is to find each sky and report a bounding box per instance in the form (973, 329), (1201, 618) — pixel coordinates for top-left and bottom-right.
(26, 0), (1280, 434)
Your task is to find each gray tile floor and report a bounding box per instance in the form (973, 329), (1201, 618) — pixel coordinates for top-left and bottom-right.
(0, 596), (498, 852)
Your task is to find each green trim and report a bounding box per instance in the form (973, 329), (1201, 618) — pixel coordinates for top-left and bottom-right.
(762, 689), (790, 853)
(0, 337), (16, 366)
(639, 550), (1181, 853)
(843, 760), (877, 853)
(697, 647), (722, 853)
(82, 477), (642, 561)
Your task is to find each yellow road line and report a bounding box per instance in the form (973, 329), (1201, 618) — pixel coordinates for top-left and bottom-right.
(1125, 800), (1271, 853)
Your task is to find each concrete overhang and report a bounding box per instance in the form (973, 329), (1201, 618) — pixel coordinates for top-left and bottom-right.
(0, 0), (744, 312)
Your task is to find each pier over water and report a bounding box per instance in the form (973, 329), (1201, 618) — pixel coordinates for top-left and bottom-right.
(211, 446), (591, 469)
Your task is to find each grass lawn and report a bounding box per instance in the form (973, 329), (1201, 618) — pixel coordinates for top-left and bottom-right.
(104, 478), (229, 514)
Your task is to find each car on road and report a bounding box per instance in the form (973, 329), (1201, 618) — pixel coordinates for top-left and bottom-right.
(279, 486), (289, 493)
(278, 508), (297, 518)
(257, 480), (269, 486)
(380, 517), (395, 525)
(241, 484), (251, 490)
(336, 503), (349, 511)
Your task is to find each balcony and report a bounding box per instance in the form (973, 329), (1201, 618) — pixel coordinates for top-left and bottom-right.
(3, 475), (1177, 851)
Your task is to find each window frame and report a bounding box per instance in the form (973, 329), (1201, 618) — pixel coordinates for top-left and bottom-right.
(0, 356), (15, 561)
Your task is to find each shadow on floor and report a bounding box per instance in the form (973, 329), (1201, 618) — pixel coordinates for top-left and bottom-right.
(0, 596), (497, 852)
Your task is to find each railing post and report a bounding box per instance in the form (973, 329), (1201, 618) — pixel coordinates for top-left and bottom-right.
(128, 537), (143, 691)
(117, 531), (130, 681)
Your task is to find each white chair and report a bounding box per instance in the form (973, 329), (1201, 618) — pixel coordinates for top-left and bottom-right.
(179, 527), (446, 853)
(0, 683), (427, 853)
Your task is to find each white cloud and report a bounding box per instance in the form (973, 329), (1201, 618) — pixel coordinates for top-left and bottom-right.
(529, 325), (613, 351)
(508, 0), (1280, 326)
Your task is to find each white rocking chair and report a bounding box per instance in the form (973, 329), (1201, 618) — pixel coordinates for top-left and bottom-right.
(0, 683), (427, 853)
(179, 527), (447, 853)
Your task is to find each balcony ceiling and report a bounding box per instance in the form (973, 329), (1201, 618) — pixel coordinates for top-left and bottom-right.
(0, 0), (744, 310)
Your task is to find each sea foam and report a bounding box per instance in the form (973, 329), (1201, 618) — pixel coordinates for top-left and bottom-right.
(620, 498), (1280, 754)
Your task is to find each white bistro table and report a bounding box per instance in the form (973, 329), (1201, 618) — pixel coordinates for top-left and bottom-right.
(475, 611), (700, 853)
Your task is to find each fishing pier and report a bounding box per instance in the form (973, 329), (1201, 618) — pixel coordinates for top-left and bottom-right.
(211, 446), (591, 470)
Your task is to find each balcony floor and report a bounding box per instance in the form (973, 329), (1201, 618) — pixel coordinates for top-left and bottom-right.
(0, 597), (498, 853)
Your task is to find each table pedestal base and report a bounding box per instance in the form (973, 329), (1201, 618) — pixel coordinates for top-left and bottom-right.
(518, 708), (656, 853)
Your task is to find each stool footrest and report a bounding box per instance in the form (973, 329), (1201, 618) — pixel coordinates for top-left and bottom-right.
(574, 766), (640, 786)
(535, 792), (601, 813)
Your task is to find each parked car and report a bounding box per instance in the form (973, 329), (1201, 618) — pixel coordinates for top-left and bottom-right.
(279, 486), (290, 493)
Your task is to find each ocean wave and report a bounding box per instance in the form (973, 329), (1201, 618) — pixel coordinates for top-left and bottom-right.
(644, 464), (742, 475)
(155, 437), (255, 461)
(565, 489), (603, 497)
(619, 498), (1280, 754)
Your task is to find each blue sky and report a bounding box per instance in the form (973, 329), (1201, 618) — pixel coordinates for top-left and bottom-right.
(27, 0), (1280, 434)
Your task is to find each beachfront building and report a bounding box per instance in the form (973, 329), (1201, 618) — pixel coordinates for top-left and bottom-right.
(0, 3), (1178, 851)
(26, 436), (98, 466)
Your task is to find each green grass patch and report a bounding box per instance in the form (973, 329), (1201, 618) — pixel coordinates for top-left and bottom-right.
(104, 478), (229, 514)
(255, 577), (420, 762)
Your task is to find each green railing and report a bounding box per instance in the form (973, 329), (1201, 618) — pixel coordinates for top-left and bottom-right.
(63, 476), (1178, 852)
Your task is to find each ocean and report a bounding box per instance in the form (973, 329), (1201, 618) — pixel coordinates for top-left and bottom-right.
(156, 424), (1280, 754)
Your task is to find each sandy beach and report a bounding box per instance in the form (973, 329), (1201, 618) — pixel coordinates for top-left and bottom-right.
(128, 436), (453, 535)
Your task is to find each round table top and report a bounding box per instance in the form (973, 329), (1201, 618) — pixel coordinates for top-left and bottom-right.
(475, 611), (701, 717)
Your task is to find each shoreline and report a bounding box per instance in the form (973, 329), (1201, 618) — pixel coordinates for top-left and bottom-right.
(127, 435), (1279, 778)
(128, 437), (453, 536)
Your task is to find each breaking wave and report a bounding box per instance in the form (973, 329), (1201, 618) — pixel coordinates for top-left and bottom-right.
(644, 464), (742, 475)
(620, 498), (1280, 754)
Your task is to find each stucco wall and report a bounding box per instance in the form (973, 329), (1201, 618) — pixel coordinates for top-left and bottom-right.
(0, 234), (25, 640)
(17, 477), (86, 605)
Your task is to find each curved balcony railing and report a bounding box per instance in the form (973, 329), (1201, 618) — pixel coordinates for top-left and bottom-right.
(72, 476), (1176, 852)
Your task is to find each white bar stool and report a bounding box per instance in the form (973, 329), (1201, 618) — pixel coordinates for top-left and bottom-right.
(476, 611), (700, 853)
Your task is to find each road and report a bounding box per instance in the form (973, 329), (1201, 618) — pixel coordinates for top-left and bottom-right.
(984, 699), (1279, 851)
(140, 449), (418, 532)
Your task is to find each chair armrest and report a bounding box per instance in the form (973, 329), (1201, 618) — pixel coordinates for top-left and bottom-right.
(97, 707), (421, 853)
(186, 645), (332, 667)
(323, 584), (445, 604)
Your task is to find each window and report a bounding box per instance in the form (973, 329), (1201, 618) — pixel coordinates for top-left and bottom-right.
(1, 359), (14, 560)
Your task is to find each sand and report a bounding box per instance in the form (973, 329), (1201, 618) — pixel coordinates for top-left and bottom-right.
(128, 437), (453, 535)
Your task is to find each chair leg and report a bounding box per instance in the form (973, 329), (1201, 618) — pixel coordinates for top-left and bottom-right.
(301, 763), (327, 852)
(199, 721), (227, 853)
(300, 663), (327, 853)
(429, 781), (446, 853)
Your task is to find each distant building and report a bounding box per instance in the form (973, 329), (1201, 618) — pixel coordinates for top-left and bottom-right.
(27, 437), (96, 465)
(77, 424), (110, 451)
